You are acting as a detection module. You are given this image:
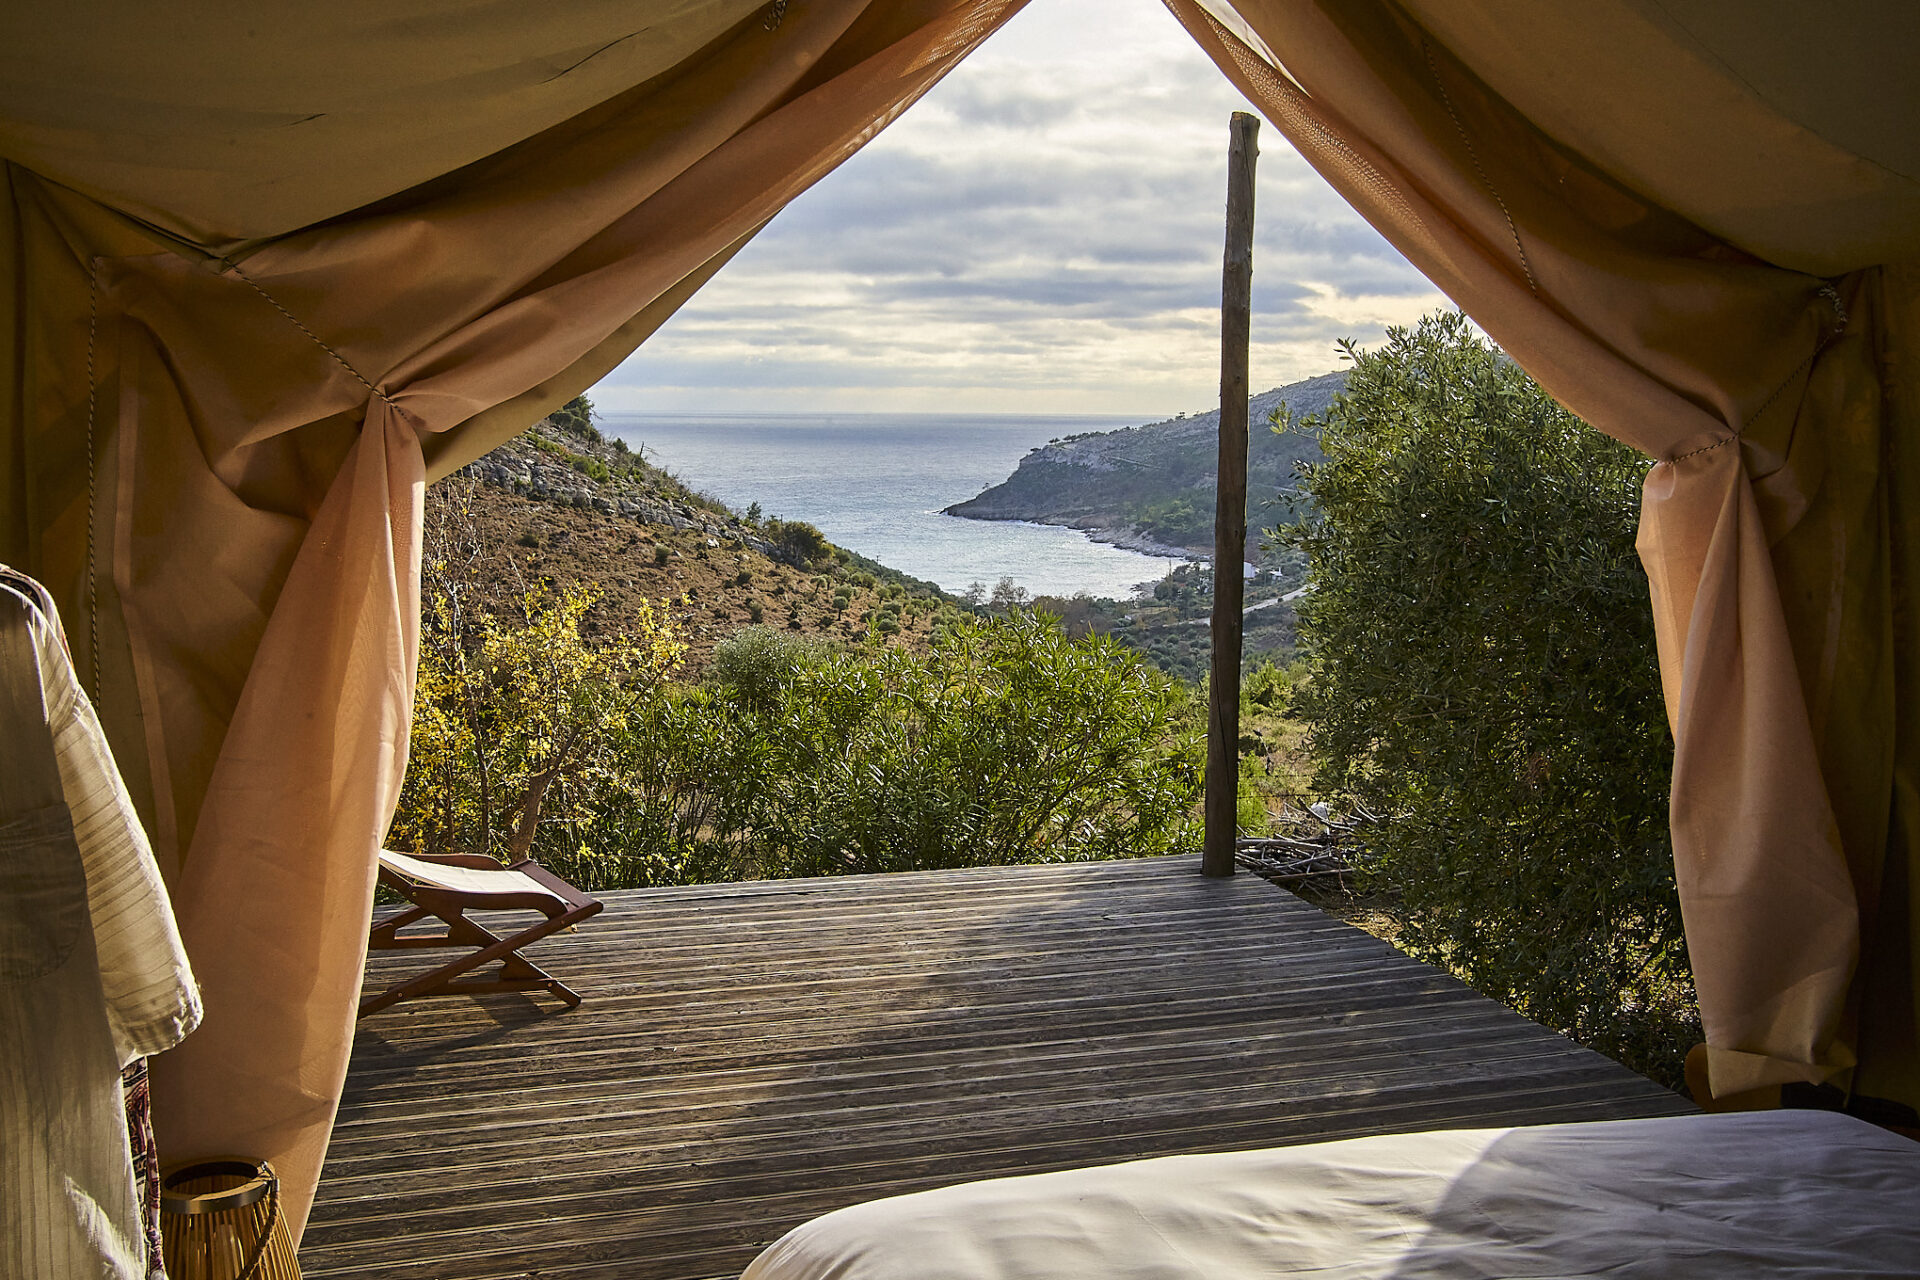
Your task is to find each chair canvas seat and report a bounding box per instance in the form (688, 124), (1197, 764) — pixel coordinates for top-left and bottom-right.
(359, 850), (603, 1018)
(378, 850), (561, 900)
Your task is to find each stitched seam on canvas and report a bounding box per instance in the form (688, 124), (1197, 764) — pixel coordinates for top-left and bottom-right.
(225, 263), (396, 405)
(85, 260), (100, 700)
(1422, 38), (1537, 297)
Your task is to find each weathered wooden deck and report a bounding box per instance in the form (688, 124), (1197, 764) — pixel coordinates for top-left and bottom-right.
(301, 856), (1691, 1280)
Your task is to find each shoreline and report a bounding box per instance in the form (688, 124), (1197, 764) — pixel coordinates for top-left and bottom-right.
(955, 511), (1204, 565)
(1075, 522), (1205, 562)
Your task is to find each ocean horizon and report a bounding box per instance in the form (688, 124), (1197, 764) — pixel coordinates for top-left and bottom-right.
(599, 410), (1194, 600)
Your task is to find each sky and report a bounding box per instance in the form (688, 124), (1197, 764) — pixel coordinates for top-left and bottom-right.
(593, 0), (1447, 418)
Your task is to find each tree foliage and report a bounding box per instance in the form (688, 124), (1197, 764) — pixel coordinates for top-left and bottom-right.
(390, 499), (1203, 891)
(394, 576), (685, 865)
(763, 518), (833, 567)
(1279, 312), (1695, 1084)
(550, 613), (1199, 887)
(707, 625), (835, 712)
(548, 393), (599, 440)
(741, 614), (1201, 877)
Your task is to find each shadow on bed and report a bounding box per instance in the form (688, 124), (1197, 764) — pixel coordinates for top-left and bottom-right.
(1379, 1112), (1920, 1279)
(742, 1111), (1920, 1279)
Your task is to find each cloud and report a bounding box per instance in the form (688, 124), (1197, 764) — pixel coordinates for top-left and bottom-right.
(596, 0), (1447, 415)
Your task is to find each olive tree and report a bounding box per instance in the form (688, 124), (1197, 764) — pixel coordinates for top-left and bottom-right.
(1279, 311), (1696, 1085)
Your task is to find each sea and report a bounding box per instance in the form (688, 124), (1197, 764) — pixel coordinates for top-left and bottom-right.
(599, 411), (1194, 600)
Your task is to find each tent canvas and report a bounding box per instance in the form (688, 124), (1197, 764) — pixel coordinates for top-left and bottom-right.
(3, 0), (1916, 1241)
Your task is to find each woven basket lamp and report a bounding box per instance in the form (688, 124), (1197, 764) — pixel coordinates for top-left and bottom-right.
(159, 1159), (302, 1280)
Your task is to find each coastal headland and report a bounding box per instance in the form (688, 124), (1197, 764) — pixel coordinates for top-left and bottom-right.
(943, 370), (1346, 561)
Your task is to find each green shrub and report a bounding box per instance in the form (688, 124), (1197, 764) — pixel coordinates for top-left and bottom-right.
(396, 533), (1204, 895)
(1280, 311), (1692, 1084)
(741, 614), (1201, 876)
(764, 518), (833, 567)
(563, 616), (1202, 883)
(1235, 756), (1270, 836)
(563, 683), (764, 889)
(653, 543), (670, 565)
(708, 625), (835, 712)
(549, 394), (600, 441)
(1243, 659), (1301, 709)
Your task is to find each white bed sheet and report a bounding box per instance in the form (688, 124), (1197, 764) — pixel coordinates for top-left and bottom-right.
(742, 1111), (1920, 1279)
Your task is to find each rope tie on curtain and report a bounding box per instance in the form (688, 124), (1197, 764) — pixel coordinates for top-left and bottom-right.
(1663, 284), (1850, 465)
(764, 1), (789, 30)
(1665, 435), (1738, 465)
(223, 263), (399, 409)
(1421, 39), (1537, 298)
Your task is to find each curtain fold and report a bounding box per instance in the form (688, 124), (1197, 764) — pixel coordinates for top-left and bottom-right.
(4, 0), (1030, 1239)
(156, 402), (423, 1240)
(1166, 0), (1918, 1106)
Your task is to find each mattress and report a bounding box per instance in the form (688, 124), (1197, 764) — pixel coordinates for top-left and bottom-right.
(741, 1110), (1920, 1279)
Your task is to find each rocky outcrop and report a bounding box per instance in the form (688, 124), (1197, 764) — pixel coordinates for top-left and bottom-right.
(945, 371), (1345, 555)
(459, 419), (775, 555)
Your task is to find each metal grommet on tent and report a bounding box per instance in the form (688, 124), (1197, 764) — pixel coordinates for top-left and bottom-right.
(159, 1159), (302, 1280)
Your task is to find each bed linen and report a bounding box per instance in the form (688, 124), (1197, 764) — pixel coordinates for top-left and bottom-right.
(741, 1110), (1920, 1279)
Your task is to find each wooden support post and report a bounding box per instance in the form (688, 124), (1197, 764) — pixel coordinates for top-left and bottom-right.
(1204, 111), (1258, 879)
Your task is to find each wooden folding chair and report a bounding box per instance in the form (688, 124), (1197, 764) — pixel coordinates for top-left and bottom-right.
(360, 850), (604, 1018)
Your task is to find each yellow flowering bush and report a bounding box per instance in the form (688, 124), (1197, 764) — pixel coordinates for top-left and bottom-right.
(391, 574), (684, 864)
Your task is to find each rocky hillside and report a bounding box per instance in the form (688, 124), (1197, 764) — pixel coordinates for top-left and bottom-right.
(432, 404), (961, 672)
(429, 398), (1311, 681)
(945, 370), (1345, 558)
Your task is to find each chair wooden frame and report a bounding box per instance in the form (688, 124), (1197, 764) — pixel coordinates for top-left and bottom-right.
(360, 852), (604, 1018)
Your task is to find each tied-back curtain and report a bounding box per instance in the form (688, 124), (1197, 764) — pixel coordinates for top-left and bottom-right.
(1163, 0), (1920, 1110)
(2, 0), (1029, 1239)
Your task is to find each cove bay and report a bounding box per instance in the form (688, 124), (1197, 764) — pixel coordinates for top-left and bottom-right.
(602, 411), (1192, 599)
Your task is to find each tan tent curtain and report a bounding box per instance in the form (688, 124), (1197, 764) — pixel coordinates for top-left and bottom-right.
(9, 0), (1920, 1249)
(1163, 0), (1920, 1111)
(2, 0), (1029, 1238)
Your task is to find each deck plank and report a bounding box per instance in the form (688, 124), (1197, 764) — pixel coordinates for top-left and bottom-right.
(302, 856), (1690, 1279)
